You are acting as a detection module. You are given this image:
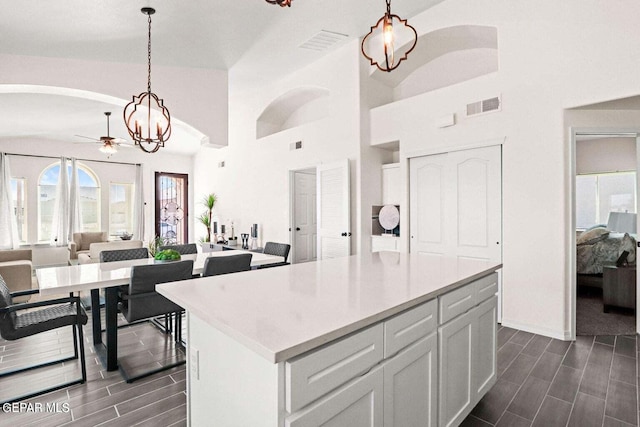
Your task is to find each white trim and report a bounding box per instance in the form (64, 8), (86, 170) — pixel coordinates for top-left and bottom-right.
(501, 319), (571, 341)
(404, 136), (506, 160)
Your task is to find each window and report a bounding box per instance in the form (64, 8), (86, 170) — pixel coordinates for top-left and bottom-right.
(576, 171), (636, 229)
(110, 183), (134, 236)
(38, 162), (101, 241)
(10, 178), (27, 243)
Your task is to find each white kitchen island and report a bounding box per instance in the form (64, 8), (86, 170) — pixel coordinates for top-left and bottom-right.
(157, 252), (502, 427)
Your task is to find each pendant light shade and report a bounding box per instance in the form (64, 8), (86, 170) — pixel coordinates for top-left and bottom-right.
(361, 0), (417, 72)
(124, 7), (172, 154)
(265, 0), (293, 7)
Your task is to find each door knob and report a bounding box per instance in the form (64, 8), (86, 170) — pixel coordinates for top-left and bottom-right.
(296, 227), (301, 231)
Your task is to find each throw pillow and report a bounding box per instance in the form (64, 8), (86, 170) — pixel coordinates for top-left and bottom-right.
(577, 227), (610, 246)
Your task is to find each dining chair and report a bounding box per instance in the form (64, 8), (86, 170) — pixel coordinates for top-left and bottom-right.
(202, 253), (252, 277)
(159, 243), (198, 255)
(100, 247), (149, 263)
(0, 275), (87, 403)
(258, 242), (291, 268)
(117, 260), (193, 382)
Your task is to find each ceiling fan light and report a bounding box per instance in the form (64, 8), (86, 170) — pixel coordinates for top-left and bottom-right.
(99, 143), (118, 154)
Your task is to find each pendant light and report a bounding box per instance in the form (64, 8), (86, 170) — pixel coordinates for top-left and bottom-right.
(265, 0), (293, 7)
(124, 7), (171, 154)
(361, 0), (417, 72)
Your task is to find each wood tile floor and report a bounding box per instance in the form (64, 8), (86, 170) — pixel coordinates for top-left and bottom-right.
(463, 325), (640, 427)
(0, 312), (186, 426)
(2, 315), (639, 427)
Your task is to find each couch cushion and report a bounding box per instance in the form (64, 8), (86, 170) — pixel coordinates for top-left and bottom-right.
(577, 227), (610, 246)
(79, 232), (109, 251)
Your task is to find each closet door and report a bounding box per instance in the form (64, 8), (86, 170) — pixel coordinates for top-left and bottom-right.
(409, 146), (501, 263)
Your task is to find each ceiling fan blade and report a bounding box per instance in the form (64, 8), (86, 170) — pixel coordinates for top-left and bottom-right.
(116, 143), (135, 148)
(74, 134), (101, 142)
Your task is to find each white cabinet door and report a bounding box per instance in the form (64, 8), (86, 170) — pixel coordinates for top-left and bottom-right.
(472, 296), (498, 400)
(438, 310), (474, 427)
(286, 366), (383, 427)
(317, 159), (351, 259)
(382, 164), (400, 206)
(383, 333), (437, 427)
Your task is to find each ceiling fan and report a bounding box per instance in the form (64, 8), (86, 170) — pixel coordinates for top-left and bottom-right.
(75, 112), (132, 155)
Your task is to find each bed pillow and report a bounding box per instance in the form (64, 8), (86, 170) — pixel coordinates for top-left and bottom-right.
(577, 227), (610, 246)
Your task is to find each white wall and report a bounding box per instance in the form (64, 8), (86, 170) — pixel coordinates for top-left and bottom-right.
(0, 139), (194, 266)
(576, 137), (636, 175)
(193, 41), (362, 249)
(367, 0), (640, 339)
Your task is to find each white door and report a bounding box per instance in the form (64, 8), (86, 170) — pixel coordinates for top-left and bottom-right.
(293, 171), (317, 263)
(410, 146), (502, 262)
(317, 159), (351, 259)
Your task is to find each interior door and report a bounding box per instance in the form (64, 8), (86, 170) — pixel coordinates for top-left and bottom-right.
(317, 159), (351, 259)
(293, 171), (317, 263)
(410, 146), (502, 262)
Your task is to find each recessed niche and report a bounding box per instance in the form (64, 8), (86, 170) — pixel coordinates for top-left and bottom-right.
(368, 25), (498, 102)
(256, 86), (331, 139)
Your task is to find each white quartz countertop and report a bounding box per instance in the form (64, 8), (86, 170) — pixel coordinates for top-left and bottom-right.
(156, 252), (501, 363)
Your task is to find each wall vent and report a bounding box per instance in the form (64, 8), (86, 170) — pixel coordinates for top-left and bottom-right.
(218, 161), (225, 168)
(290, 141), (303, 150)
(299, 30), (349, 51)
(466, 96), (501, 117)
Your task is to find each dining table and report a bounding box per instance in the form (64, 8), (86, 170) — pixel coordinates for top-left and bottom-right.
(36, 250), (284, 372)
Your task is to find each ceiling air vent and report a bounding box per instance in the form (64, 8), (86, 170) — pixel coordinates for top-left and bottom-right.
(290, 141), (303, 151)
(466, 96), (501, 117)
(299, 30), (349, 52)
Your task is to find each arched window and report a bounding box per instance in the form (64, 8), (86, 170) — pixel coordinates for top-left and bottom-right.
(38, 162), (101, 241)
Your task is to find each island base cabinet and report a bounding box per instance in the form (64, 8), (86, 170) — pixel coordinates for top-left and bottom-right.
(383, 332), (438, 427)
(438, 295), (497, 427)
(285, 366), (383, 427)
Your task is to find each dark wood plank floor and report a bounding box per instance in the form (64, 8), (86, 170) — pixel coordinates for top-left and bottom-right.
(464, 325), (640, 427)
(2, 312), (639, 426)
(0, 311), (186, 426)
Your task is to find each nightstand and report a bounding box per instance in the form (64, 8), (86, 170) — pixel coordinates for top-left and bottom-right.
(603, 264), (636, 313)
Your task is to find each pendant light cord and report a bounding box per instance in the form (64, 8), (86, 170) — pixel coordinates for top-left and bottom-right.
(386, 0), (391, 15)
(147, 13), (152, 94)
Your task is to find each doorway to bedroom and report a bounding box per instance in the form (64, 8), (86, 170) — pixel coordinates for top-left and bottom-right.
(575, 134), (637, 336)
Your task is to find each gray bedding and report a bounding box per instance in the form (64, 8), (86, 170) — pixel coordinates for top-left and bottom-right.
(577, 231), (636, 275)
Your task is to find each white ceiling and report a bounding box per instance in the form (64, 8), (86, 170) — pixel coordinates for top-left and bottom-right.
(0, 0), (444, 154)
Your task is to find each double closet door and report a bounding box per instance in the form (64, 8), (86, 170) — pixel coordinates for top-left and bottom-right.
(409, 145), (502, 263)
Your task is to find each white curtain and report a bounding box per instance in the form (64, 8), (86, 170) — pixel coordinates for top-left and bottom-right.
(133, 164), (145, 241)
(68, 158), (82, 241)
(0, 153), (20, 249)
(50, 157), (70, 246)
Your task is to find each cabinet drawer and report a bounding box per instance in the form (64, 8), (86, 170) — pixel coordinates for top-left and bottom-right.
(286, 324), (384, 414)
(439, 282), (476, 325)
(384, 299), (437, 358)
(475, 273), (498, 305)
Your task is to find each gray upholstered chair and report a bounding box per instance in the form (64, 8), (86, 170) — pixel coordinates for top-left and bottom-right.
(258, 242), (291, 268)
(159, 243), (198, 255)
(0, 275), (87, 403)
(100, 247), (149, 263)
(203, 253), (252, 277)
(117, 260), (193, 382)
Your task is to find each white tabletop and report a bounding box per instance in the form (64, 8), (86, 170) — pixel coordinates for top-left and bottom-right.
(156, 252), (502, 363)
(36, 250), (283, 296)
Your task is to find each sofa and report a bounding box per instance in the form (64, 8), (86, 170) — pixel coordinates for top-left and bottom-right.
(68, 231), (109, 260)
(77, 240), (144, 264)
(0, 249), (35, 301)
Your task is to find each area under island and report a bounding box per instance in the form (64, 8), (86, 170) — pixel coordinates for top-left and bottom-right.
(157, 251), (502, 427)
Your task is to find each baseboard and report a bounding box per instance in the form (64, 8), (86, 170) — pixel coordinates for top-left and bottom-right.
(500, 319), (571, 341)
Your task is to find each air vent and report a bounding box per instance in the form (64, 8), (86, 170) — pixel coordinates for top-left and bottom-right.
(299, 30), (349, 51)
(466, 96), (501, 117)
(218, 161), (225, 168)
(290, 141), (303, 151)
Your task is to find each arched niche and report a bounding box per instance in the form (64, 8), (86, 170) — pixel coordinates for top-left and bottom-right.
(256, 86), (331, 139)
(368, 25), (498, 101)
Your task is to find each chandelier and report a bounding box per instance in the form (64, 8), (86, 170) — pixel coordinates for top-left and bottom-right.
(265, 0), (292, 7)
(361, 0), (417, 72)
(124, 7), (171, 154)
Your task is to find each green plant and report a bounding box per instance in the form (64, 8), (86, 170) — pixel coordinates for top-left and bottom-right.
(148, 235), (168, 257)
(154, 249), (181, 261)
(198, 193), (217, 242)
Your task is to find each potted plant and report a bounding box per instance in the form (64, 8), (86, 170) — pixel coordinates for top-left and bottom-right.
(198, 193), (217, 243)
